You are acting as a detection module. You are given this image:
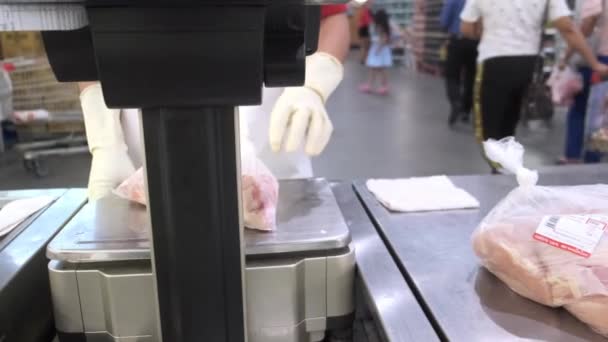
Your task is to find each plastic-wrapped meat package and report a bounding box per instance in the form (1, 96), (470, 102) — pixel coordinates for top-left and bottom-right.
(472, 138), (608, 336)
(546, 66), (582, 106)
(114, 140), (279, 231)
(239, 136), (279, 230)
(114, 168), (146, 205)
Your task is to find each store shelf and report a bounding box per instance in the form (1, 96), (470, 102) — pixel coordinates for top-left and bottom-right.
(372, 0), (414, 27)
(412, 0), (447, 75)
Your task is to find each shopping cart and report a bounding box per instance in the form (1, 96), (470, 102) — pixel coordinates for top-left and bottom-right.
(5, 57), (87, 177)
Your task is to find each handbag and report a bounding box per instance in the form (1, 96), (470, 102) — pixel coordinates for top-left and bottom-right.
(521, 0), (554, 121)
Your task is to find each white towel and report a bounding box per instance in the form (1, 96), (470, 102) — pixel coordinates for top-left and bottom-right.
(366, 176), (480, 212)
(0, 196), (56, 237)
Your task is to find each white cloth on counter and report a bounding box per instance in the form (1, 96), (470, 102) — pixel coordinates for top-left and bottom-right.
(0, 196), (56, 237)
(366, 176), (480, 212)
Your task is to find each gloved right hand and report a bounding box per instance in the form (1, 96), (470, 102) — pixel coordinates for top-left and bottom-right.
(269, 52), (343, 156)
(80, 83), (135, 201)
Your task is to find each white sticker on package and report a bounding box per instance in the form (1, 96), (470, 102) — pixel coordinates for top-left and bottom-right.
(534, 215), (608, 258)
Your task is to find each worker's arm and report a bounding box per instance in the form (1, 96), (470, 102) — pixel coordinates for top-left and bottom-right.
(554, 16), (607, 74)
(460, 20), (482, 40)
(561, 13), (601, 67)
(78, 81), (98, 92)
(460, 0), (482, 39)
(317, 13), (350, 62)
(269, 10), (349, 156)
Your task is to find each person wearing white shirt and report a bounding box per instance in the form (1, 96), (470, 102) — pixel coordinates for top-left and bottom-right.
(460, 0), (608, 165)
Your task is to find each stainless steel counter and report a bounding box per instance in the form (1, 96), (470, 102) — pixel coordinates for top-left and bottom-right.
(0, 188), (87, 342)
(45, 182), (437, 342)
(331, 183), (440, 342)
(354, 166), (608, 342)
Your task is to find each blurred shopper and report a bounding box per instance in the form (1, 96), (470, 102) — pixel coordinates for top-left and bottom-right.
(460, 0), (608, 169)
(402, 25), (417, 71)
(359, 10), (393, 95)
(440, 0), (478, 127)
(358, 2), (373, 64)
(560, 0), (608, 164)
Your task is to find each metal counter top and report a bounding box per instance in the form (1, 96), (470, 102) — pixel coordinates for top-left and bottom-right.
(0, 188), (87, 342)
(48, 179), (351, 262)
(0, 189), (84, 276)
(0, 189), (66, 251)
(355, 165), (608, 342)
(332, 183), (440, 342)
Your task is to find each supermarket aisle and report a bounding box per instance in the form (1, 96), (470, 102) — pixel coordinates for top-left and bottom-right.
(314, 58), (568, 179)
(0, 57), (569, 189)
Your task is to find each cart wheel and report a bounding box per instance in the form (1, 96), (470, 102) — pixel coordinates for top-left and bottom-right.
(32, 159), (49, 178)
(23, 159), (35, 172)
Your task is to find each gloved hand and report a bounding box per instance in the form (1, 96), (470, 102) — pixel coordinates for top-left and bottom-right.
(80, 84), (135, 201)
(269, 52), (344, 156)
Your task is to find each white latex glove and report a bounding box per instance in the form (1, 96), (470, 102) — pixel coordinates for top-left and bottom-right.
(80, 84), (135, 201)
(269, 52), (344, 156)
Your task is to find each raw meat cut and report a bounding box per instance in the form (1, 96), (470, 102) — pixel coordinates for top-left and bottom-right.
(473, 138), (608, 336)
(242, 174), (279, 231)
(114, 168), (146, 205)
(567, 297), (608, 336)
(114, 142), (279, 231)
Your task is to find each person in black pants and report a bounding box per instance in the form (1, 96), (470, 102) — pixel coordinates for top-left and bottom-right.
(445, 37), (478, 126)
(460, 0), (607, 172)
(440, 0), (478, 127)
(474, 56), (537, 140)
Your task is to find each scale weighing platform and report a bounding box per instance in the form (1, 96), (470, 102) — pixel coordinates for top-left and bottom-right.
(47, 179), (355, 342)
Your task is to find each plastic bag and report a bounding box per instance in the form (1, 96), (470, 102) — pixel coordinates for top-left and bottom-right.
(473, 137), (608, 336)
(546, 66), (582, 106)
(114, 139), (279, 231)
(114, 168), (146, 205)
(239, 138), (279, 231)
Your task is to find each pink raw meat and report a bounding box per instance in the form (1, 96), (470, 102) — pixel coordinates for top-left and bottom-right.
(114, 168), (146, 205)
(114, 164), (279, 231)
(473, 185), (608, 336)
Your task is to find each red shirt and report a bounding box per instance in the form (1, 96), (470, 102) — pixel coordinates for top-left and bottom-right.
(321, 4), (347, 19)
(358, 8), (372, 28)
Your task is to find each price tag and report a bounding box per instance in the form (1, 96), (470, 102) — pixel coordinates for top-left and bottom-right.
(533, 215), (607, 258)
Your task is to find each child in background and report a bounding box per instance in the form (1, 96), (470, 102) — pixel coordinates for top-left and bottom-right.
(359, 10), (393, 95)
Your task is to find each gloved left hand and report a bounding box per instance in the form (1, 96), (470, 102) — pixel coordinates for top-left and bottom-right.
(80, 84), (136, 201)
(269, 52), (344, 156)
